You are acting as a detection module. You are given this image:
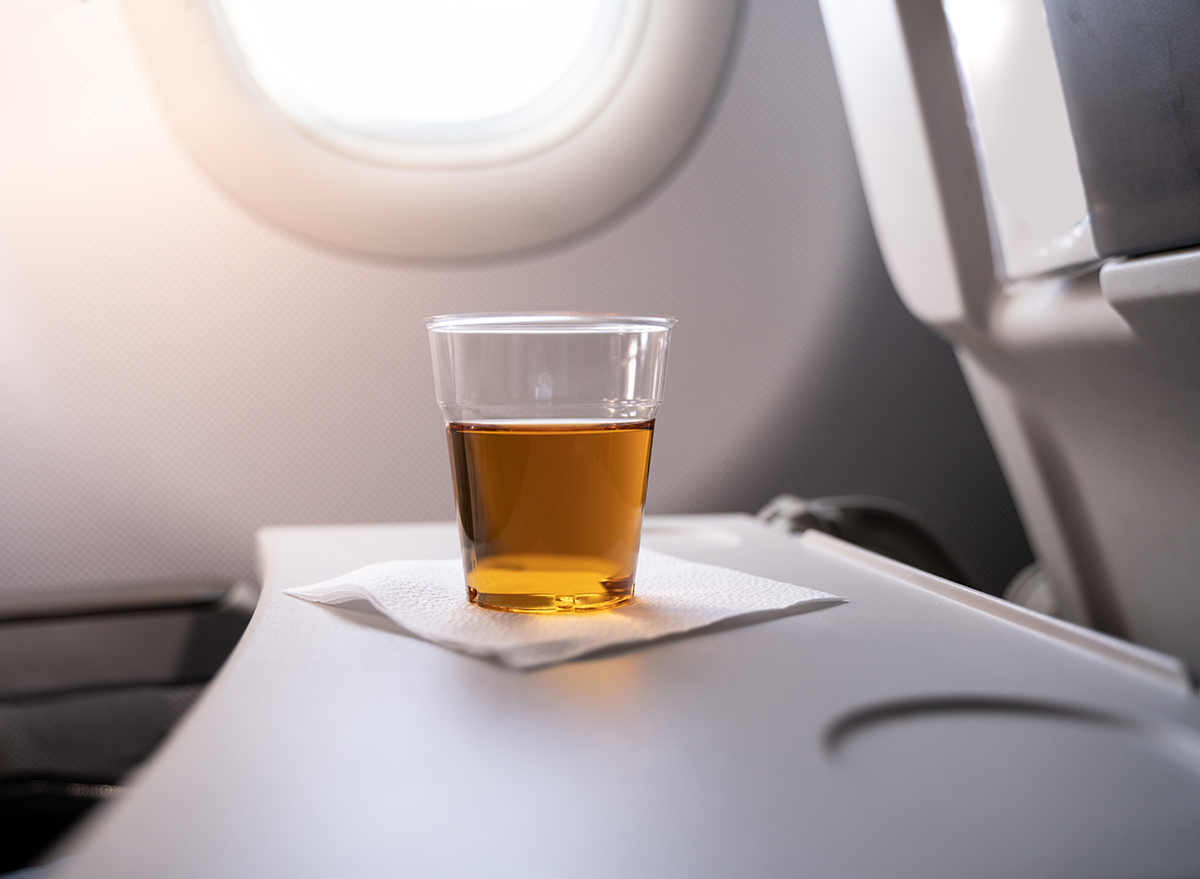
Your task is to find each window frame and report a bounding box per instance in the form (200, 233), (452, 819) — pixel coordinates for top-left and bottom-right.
(121, 0), (741, 258)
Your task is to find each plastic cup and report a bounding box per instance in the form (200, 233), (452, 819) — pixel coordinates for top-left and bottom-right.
(425, 313), (675, 613)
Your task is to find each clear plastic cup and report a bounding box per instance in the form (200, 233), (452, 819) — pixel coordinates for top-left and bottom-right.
(425, 313), (675, 613)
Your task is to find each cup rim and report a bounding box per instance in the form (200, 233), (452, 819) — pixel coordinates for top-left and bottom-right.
(423, 312), (676, 333)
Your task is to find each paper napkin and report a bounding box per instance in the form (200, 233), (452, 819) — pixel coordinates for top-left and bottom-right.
(285, 549), (842, 669)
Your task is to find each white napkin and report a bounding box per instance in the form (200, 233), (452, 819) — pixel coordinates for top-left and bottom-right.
(284, 549), (842, 669)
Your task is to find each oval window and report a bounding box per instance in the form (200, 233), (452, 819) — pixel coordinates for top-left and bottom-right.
(216, 0), (645, 167)
(122, 0), (740, 257)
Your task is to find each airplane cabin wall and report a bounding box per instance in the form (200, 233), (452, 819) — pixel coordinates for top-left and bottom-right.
(0, 0), (1031, 596)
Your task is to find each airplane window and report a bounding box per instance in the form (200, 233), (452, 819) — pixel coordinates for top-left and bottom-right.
(123, 0), (738, 256)
(217, 0), (624, 149)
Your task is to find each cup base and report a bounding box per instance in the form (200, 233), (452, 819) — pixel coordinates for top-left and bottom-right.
(468, 588), (634, 614)
(464, 554), (635, 613)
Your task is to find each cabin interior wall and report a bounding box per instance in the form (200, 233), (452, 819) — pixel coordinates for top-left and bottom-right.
(0, 0), (1031, 596)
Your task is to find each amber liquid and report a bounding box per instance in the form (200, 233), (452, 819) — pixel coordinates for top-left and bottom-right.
(448, 420), (654, 613)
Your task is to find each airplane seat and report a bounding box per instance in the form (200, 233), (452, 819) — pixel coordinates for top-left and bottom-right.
(820, 0), (1200, 674)
(0, 578), (255, 871)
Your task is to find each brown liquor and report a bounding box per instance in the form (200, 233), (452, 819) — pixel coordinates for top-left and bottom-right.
(448, 420), (654, 613)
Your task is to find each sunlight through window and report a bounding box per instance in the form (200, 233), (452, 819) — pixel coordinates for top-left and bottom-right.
(217, 0), (623, 143)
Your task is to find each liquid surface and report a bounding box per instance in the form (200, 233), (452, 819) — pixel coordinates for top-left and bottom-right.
(448, 420), (654, 612)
